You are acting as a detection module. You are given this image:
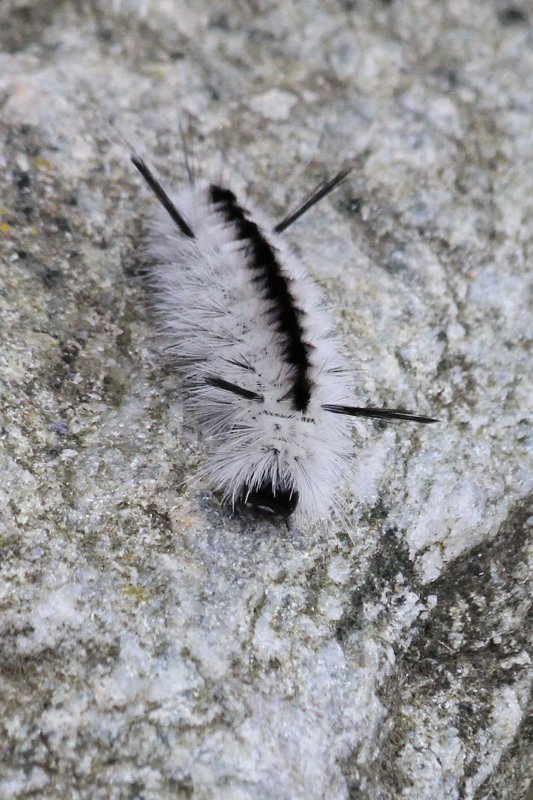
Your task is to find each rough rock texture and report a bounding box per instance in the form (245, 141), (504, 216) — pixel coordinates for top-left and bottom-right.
(0, 1), (531, 798)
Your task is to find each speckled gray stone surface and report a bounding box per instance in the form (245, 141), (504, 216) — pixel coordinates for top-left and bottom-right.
(0, 1), (532, 798)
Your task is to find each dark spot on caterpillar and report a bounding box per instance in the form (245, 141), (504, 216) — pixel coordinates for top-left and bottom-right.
(498, 6), (527, 24)
(210, 186), (237, 205)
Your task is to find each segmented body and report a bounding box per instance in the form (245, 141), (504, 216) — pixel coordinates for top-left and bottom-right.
(145, 179), (353, 519)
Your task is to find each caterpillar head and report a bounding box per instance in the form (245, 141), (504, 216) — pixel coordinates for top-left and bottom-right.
(239, 481), (299, 518)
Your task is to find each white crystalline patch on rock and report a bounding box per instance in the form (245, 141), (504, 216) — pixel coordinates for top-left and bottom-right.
(250, 89), (297, 120)
(21, 583), (86, 652)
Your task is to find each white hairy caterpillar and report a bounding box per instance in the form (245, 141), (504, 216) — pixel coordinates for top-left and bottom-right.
(132, 154), (436, 521)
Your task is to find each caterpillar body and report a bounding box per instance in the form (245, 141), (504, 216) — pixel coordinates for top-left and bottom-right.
(132, 155), (436, 521)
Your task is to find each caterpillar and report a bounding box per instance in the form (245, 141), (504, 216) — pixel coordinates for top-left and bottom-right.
(132, 153), (436, 521)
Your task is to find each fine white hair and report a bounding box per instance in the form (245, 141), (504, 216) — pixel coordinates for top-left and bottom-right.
(132, 156), (436, 521)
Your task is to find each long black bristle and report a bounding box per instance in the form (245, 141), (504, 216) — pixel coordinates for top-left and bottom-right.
(323, 404), (438, 424)
(131, 155), (195, 239)
(206, 376), (263, 402)
(274, 167), (353, 234)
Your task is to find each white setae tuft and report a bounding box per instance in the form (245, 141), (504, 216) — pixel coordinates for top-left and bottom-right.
(132, 156), (436, 522)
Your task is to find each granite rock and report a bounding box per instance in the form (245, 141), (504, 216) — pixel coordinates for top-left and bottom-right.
(0, 1), (531, 798)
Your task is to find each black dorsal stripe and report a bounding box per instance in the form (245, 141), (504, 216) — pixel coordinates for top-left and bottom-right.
(210, 184), (312, 412)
